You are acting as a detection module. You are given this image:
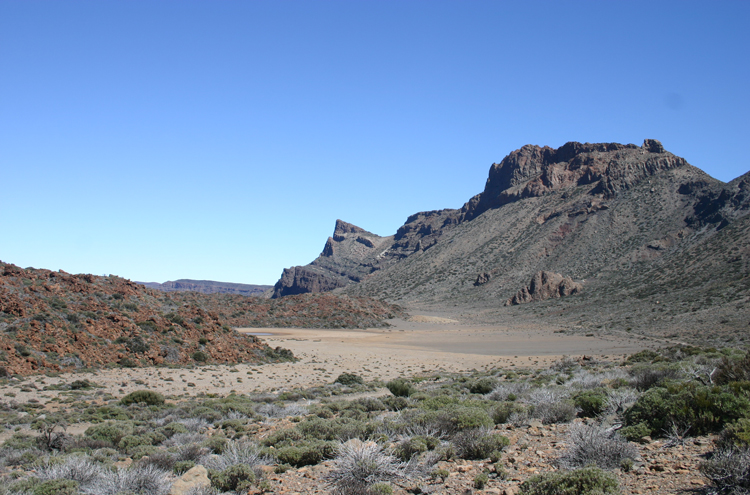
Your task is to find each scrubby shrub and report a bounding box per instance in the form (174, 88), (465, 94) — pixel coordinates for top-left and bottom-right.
(623, 383), (750, 437)
(335, 373), (364, 386)
(173, 460), (195, 475)
(272, 441), (336, 467)
(203, 439), (269, 471)
(393, 436), (440, 462)
(118, 434), (153, 453)
(700, 447), (750, 494)
(524, 388), (576, 424)
(469, 377), (497, 395)
(714, 352), (750, 384)
(386, 379), (414, 397)
(120, 390), (165, 406)
(486, 382), (530, 402)
(382, 396), (409, 411)
(36, 455), (104, 486)
(557, 423), (638, 470)
(629, 363), (682, 390)
(209, 464), (257, 492)
(718, 418), (750, 450)
(265, 346), (295, 361)
(368, 482), (394, 494)
(192, 351), (209, 363)
(9, 478), (79, 495)
(412, 402), (494, 435)
(626, 349), (661, 363)
(473, 472), (489, 489)
(86, 464), (171, 495)
(452, 427), (509, 460)
(492, 402), (528, 424)
(326, 439), (405, 495)
(296, 416), (374, 442)
(573, 389), (608, 418)
(619, 422), (651, 442)
(85, 422), (133, 445)
(70, 379), (94, 390)
(519, 467), (619, 495)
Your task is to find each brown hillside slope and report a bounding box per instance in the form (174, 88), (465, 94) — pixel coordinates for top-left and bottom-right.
(0, 263), (403, 375)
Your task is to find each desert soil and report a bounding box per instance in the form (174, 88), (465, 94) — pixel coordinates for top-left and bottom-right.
(0, 315), (650, 406)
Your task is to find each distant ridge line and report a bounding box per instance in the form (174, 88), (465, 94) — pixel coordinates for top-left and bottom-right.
(137, 279), (271, 297)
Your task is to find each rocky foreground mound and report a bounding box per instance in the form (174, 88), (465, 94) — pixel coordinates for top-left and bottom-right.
(0, 262), (402, 375)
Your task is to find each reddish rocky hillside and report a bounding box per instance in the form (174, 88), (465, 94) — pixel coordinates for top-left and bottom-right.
(0, 262), (402, 375)
(170, 291), (405, 329)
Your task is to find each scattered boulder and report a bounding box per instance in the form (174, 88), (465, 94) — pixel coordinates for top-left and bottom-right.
(506, 271), (582, 306)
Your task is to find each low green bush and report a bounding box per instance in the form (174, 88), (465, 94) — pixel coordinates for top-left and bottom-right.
(368, 482), (394, 495)
(519, 467), (619, 495)
(718, 418), (750, 449)
(623, 382), (750, 437)
(85, 422), (133, 445)
(393, 435), (440, 462)
(271, 440), (336, 467)
(334, 373), (364, 386)
(174, 460), (196, 475)
(573, 389), (608, 418)
(492, 402), (527, 424)
(192, 351), (209, 363)
(474, 472), (489, 489)
(414, 404), (494, 434)
(120, 390), (165, 406)
(469, 377), (497, 395)
(386, 379), (414, 397)
(452, 428), (509, 460)
(10, 478), (79, 495)
(209, 464), (257, 492)
(118, 434), (152, 453)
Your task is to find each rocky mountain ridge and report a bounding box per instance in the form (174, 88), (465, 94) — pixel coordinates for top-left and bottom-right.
(138, 279), (271, 297)
(273, 139), (750, 344)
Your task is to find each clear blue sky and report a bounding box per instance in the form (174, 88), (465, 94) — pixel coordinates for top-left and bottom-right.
(1, 1), (748, 285)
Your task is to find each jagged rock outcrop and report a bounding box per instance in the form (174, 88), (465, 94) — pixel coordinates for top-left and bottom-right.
(272, 220), (392, 298)
(273, 265), (349, 297)
(460, 139), (686, 222)
(474, 272), (491, 286)
(505, 271), (583, 305)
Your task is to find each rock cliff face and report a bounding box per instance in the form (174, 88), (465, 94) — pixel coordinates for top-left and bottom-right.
(271, 219), (392, 298)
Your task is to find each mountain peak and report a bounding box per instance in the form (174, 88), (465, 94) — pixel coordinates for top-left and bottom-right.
(462, 139), (687, 221)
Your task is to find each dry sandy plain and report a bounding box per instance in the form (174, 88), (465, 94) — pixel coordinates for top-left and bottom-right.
(0, 315), (653, 407)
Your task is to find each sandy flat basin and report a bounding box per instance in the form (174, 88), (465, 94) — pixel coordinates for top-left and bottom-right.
(0, 318), (651, 413)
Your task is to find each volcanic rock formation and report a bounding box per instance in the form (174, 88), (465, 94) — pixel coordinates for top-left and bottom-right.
(505, 271), (583, 306)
